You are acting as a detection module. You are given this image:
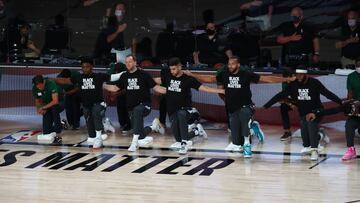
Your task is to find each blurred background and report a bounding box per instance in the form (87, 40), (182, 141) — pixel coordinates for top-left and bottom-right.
(0, 0), (356, 69)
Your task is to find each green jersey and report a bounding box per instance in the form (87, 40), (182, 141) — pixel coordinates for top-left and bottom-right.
(347, 71), (360, 100)
(32, 79), (60, 104)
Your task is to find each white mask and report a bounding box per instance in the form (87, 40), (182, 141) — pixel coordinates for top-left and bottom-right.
(348, 19), (357, 27)
(356, 67), (360, 73)
(115, 10), (123, 17)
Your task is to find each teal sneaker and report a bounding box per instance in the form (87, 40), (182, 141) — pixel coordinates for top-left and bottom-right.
(250, 120), (265, 143)
(243, 143), (252, 158)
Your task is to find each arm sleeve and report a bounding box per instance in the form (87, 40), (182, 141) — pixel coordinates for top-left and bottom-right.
(317, 80), (342, 104)
(347, 75), (353, 91)
(313, 106), (344, 118)
(263, 91), (287, 108)
(190, 77), (202, 90)
(145, 72), (156, 88)
(248, 71), (261, 84)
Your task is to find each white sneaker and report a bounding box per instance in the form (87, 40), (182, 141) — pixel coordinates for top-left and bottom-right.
(93, 137), (103, 149)
(317, 144), (324, 152)
(225, 143), (243, 152)
(138, 136), (154, 147)
(87, 137), (95, 144)
(128, 142), (138, 152)
(37, 133), (55, 143)
(310, 149), (319, 161)
(101, 134), (108, 141)
(196, 123), (208, 139)
(319, 128), (330, 144)
(152, 118), (165, 135)
(179, 143), (189, 155)
(103, 118), (115, 133)
(170, 142), (182, 149)
(188, 123), (196, 132)
(300, 147), (312, 154)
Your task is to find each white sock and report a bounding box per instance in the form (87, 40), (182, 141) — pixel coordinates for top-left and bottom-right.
(96, 130), (102, 139)
(132, 134), (140, 143)
(244, 136), (250, 145)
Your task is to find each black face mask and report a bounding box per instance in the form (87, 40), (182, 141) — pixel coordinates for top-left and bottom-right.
(291, 16), (301, 24)
(206, 29), (216, 35)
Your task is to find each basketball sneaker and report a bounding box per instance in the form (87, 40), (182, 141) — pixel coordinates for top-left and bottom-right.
(342, 147), (357, 161)
(280, 131), (292, 141)
(37, 133), (55, 143)
(300, 147), (312, 154)
(310, 149), (319, 161)
(225, 143), (243, 152)
(170, 142), (181, 149)
(243, 143), (252, 158)
(93, 137), (103, 149)
(128, 141), (139, 152)
(151, 118), (165, 135)
(179, 142), (189, 155)
(103, 117), (115, 133)
(319, 128), (330, 144)
(250, 120), (265, 143)
(138, 136), (153, 147)
(196, 123), (208, 139)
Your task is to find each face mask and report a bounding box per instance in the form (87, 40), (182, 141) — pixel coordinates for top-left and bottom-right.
(356, 67), (360, 73)
(348, 19), (357, 27)
(291, 16), (301, 24)
(115, 10), (123, 17)
(206, 29), (216, 36)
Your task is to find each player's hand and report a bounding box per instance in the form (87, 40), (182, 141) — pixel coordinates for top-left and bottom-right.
(347, 36), (359, 44)
(306, 113), (316, 121)
(117, 23), (127, 33)
(290, 34), (302, 41)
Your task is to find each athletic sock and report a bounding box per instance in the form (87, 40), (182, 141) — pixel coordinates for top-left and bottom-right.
(244, 136), (250, 145)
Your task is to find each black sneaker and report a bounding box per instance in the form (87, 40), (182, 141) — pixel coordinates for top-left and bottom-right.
(280, 132), (292, 141)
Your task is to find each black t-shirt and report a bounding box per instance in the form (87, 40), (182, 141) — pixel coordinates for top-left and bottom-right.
(116, 69), (156, 110)
(217, 69), (260, 113)
(71, 72), (110, 107)
(341, 24), (360, 59)
(105, 25), (125, 50)
(196, 33), (229, 59)
(284, 77), (342, 116)
(162, 71), (202, 116)
(278, 21), (316, 55)
(93, 23), (126, 58)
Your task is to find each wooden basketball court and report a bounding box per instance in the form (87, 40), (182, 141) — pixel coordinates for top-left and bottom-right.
(0, 118), (359, 203)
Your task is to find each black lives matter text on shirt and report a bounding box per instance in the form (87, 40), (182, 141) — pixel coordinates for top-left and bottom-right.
(162, 71), (202, 116)
(218, 69), (260, 113)
(341, 24), (360, 59)
(71, 73), (110, 107)
(284, 77), (342, 116)
(278, 21), (316, 55)
(116, 69), (156, 110)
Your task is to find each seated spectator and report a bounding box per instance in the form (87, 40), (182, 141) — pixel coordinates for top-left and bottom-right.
(335, 10), (360, 69)
(156, 22), (177, 62)
(193, 22), (232, 67)
(42, 14), (72, 54)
